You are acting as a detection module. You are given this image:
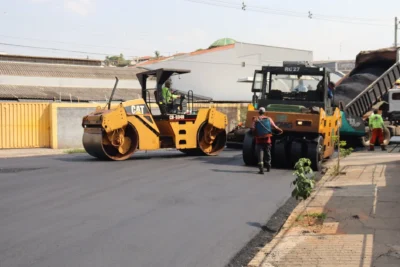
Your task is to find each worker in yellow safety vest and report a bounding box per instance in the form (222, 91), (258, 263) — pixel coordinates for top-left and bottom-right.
(368, 109), (386, 151)
(161, 80), (181, 114)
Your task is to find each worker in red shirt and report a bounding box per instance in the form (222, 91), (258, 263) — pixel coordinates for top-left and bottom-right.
(251, 107), (283, 174)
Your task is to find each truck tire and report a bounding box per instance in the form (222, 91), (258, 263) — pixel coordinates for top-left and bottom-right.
(242, 130), (257, 166)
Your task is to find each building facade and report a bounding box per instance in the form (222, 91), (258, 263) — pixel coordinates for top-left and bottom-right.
(137, 39), (314, 101)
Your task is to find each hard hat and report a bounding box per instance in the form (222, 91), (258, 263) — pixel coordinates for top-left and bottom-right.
(395, 79), (400, 85)
(259, 107), (266, 113)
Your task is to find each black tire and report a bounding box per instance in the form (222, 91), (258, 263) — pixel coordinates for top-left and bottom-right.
(271, 138), (289, 169)
(307, 136), (324, 172)
(289, 141), (304, 168)
(242, 130), (257, 166)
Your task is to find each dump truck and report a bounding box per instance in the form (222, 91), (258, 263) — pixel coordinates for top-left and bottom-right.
(335, 47), (400, 147)
(81, 68), (228, 160)
(241, 62), (341, 171)
(228, 47), (400, 150)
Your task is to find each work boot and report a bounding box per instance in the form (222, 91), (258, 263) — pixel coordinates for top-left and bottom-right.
(266, 165), (271, 172)
(381, 145), (387, 151)
(368, 145), (375, 151)
(258, 163), (264, 174)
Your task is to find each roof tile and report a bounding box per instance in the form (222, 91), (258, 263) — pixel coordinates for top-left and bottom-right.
(0, 62), (143, 79)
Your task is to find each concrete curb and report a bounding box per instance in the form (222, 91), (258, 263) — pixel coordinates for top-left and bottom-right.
(247, 167), (337, 267)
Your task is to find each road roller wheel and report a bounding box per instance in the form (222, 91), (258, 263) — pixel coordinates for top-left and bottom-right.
(82, 123), (139, 161)
(288, 141), (304, 168)
(271, 138), (289, 169)
(242, 130), (257, 166)
(307, 136), (324, 172)
(180, 121), (227, 156)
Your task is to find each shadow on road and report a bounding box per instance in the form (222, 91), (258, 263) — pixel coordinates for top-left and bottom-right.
(193, 155), (247, 167)
(210, 169), (257, 174)
(54, 152), (188, 162)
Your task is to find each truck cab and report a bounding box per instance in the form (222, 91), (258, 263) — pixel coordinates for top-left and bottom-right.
(388, 88), (400, 121)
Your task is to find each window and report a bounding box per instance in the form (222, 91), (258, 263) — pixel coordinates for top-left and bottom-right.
(392, 93), (400, 100)
(252, 72), (263, 92)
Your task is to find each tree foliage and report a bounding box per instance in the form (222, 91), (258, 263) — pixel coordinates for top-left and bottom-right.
(104, 53), (130, 67)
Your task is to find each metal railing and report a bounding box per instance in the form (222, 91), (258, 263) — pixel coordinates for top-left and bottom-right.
(344, 61), (400, 117)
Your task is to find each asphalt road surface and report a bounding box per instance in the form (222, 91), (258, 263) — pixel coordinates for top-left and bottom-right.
(0, 149), (295, 267)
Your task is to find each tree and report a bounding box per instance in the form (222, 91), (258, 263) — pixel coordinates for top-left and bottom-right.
(104, 53), (130, 67)
(330, 133), (353, 176)
(154, 50), (160, 59)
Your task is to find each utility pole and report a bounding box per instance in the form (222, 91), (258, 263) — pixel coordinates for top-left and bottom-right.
(395, 17), (398, 47)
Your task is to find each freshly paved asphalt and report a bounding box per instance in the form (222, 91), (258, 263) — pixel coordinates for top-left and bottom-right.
(0, 149), (295, 267)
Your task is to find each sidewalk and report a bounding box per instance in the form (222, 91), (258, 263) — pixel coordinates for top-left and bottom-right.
(0, 148), (69, 158)
(248, 150), (400, 267)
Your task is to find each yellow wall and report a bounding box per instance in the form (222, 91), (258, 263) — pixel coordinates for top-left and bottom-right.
(0, 102), (51, 149)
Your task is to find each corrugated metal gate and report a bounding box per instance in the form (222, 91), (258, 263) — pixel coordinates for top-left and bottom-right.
(0, 103), (51, 148)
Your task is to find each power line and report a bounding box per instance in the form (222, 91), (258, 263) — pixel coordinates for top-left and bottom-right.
(210, 0), (388, 22)
(185, 0), (392, 27)
(0, 34), (139, 51)
(0, 42), (121, 57)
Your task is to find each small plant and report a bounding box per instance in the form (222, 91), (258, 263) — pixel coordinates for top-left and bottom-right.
(291, 158), (316, 225)
(291, 158), (316, 200)
(330, 134), (353, 176)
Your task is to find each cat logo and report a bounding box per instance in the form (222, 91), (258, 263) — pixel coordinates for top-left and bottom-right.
(127, 105), (146, 115)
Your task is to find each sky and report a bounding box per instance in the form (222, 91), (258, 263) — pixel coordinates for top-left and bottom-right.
(0, 0), (399, 61)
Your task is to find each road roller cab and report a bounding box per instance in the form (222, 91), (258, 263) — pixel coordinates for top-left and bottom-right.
(81, 68), (228, 160)
(242, 62), (341, 171)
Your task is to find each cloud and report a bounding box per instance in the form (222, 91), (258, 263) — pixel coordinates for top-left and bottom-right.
(64, 0), (94, 16)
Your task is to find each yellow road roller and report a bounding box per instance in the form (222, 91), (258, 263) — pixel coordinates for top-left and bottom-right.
(81, 68), (228, 160)
(242, 62), (341, 171)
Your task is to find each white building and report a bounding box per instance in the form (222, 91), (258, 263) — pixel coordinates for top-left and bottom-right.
(137, 38), (314, 101)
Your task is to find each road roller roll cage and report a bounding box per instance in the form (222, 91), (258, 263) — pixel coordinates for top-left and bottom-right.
(136, 68), (195, 115)
(251, 63), (334, 112)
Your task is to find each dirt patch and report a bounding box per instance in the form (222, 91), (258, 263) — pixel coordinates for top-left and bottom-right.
(292, 213), (327, 234)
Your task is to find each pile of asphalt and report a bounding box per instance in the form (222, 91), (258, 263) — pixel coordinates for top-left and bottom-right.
(334, 59), (395, 107)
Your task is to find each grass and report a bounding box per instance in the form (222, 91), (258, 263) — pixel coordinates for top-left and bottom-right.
(64, 148), (86, 154)
(296, 212), (327, 222)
